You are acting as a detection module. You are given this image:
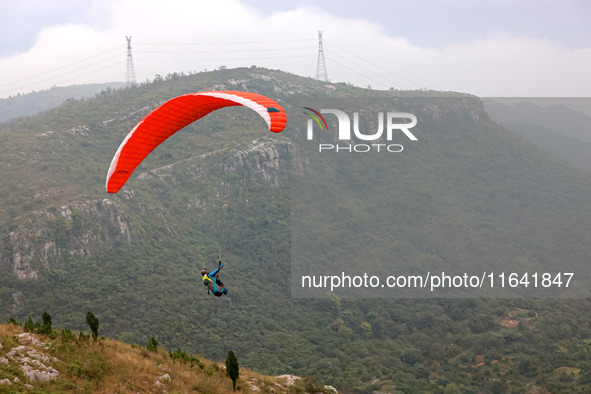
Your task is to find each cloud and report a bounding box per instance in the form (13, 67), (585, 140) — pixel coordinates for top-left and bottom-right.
(0, 0), (589, 98)
(0, 0), (92, 56)
(407, 33), (591, 96)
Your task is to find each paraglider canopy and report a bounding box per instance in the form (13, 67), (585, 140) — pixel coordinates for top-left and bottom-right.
(106, 90), (287, 193)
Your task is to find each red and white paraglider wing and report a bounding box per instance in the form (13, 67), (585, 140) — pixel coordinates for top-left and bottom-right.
(106, 91), (286, 193)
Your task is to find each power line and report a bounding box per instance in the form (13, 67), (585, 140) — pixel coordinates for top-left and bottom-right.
(1, 31), (431, 98)
(132, 38), (316, 70)
(324, 39), (426, 90)
(325, 53), (396, 90)
(325, 48), (419, 90)
(0, 49), (125, 97)
(135, 46), (314, 54)
(135, 47), (314, 54)
(134, 38), (315, 46)
(54, 59), (126, 86)
(135, 54), (315, 62)
(0, 45), (122, 90)
(1, 36), (317, 97)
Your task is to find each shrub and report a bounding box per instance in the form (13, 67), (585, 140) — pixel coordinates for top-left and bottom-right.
(147, 336), (158, 352)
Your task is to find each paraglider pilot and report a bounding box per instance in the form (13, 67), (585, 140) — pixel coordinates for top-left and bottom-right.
(202, 262), (228, 297)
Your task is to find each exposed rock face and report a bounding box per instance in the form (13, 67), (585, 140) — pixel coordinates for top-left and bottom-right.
(1, 198), (132, 279)
(228, 138), (305, 186)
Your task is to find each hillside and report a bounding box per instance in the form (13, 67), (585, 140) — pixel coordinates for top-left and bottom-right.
(0, 321), (333, 393)
(1, 67), (591, 392)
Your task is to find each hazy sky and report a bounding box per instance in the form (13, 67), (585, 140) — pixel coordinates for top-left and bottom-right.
(1, 0), (590, 98)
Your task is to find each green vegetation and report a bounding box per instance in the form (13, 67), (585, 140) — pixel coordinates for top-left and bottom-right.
(23, 311), (55, 337)
(0, 68), (590, 392)
(147, 336), (159, 353)
(226, 350), (239, 391)
(86, 311), (100, 341)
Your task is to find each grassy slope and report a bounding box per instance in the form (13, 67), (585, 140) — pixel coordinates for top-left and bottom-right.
(0, 322), (330, 393)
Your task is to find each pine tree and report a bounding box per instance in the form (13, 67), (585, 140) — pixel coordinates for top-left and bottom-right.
(41, 311), (52, 334)
(86, 311), (99, 340)
(24, 317), (34, 332)
(225, 350), (239, 391)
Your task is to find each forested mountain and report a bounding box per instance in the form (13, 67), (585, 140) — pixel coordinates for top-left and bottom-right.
(1, 67), (591, 393)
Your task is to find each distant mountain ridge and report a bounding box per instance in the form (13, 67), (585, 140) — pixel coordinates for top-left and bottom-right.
(483, 98), (591, 172)
(0, 82), (125, 123)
